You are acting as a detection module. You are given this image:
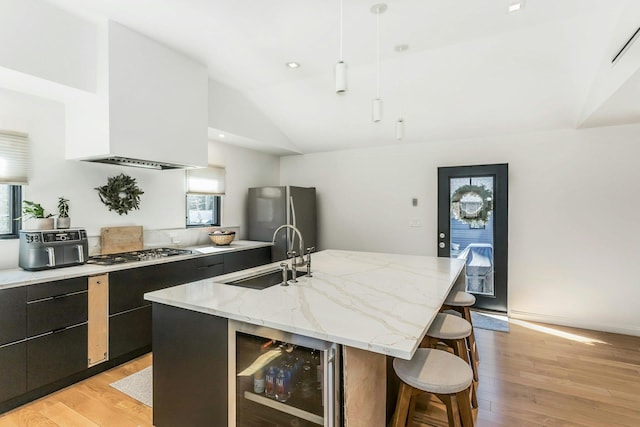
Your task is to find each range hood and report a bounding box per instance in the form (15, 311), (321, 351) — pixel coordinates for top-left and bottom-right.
(65, 21), (208, 171)
(83, 156), (193, 170)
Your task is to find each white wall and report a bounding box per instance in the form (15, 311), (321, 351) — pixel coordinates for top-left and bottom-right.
(0, 0), (97, 93)
(280, 125), (640, 336)
(208, 140), (281, 238)
(0, 88), (280, 269)
(208, 79), (300, 154)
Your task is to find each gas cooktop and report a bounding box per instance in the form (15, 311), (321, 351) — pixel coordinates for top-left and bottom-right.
(87, 248), (193, 265)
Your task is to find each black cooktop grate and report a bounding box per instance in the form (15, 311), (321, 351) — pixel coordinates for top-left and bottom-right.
(87, 248), (193, 265)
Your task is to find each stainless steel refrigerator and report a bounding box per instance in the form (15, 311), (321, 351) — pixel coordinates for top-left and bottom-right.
(248, 186), (317, 262)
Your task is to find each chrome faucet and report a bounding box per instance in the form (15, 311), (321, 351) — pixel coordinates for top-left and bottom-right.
(279, 262), (289, 286)
(287, 251), (298, 283)
(305, 247), (315, 277)
(272, 224), (306, 267)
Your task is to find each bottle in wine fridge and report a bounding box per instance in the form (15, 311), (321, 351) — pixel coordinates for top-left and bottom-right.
(229, 320), (341, 427)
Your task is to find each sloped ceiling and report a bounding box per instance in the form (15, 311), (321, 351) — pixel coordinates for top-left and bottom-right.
(44, 0), (640, 154)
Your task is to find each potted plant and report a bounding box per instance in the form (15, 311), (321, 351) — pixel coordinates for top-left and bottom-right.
(57, 197), (71, 229)
(16, 200), (55, 230)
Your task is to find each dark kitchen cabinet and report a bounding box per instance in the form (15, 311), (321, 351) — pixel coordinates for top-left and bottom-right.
(109, 258), (199, 314)
(0, 287), (27, 404)
(109, 305), (152, 359)
(152, 303), (228, 427)
(27, 292), (87, 337)
(223, 247), (271, 274)
(27, 324), (88, 391)
(1, 279), (89, 412)
(108, 258), (202, 358)
(27, 276), (86, 301)
(0, 287), (26, 346)
(0, 342), (26, 402)
(25, 277), (88, 391)
(193, 254), (224, 280)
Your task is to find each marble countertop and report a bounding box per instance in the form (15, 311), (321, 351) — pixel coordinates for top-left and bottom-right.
(145, 249), (465, 360)
(0, 240), (272, 290)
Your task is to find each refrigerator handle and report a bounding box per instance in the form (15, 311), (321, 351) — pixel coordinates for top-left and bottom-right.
(289, 195), (297, 228)
(289, 195), (297, 251)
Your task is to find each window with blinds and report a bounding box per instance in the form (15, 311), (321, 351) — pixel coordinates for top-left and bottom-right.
(185, 166), (224, 227)
(0, 130), (27, 238)
(0, 130), (29, 185)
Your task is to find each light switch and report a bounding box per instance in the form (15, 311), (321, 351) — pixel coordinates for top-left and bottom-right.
(412, 198), (418, 207)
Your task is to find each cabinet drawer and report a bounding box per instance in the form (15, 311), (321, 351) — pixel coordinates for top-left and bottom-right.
(0, 341), (26, 402)
(195, 254), (224, 269)
(109, 306), (152, 359)
(190, 254), (224, 280)
(0, 287), (26, 346)
(27, 292), (88, 337)
(223, 247), (271, 274)
(194, 261), (224, 280)
(109, 259), (198, 315)
(27, 324), (88, 391)
(27, 277), (87, 301)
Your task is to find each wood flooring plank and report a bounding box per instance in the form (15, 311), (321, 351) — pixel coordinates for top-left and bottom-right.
(50, 387), (148, 427)
(37, 402), (99, 427)
(14, 408), (60, 427)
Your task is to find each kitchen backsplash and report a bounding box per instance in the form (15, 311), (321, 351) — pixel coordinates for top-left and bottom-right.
(87, 226), (241, 256)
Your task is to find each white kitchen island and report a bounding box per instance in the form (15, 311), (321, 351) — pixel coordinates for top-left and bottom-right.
(145, 249), (465, 427)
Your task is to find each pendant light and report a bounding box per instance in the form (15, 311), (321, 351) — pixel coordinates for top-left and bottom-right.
(335, 0), (347, 94)
(395, 44), (408, 140)
(371, 4), (387, 123)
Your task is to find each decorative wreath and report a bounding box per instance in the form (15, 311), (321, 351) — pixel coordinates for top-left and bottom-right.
(451, 184), (493, 226)
(95, 173), (144, 215)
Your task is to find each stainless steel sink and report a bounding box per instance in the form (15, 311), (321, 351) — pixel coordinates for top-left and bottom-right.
(224, 268), (307, 290)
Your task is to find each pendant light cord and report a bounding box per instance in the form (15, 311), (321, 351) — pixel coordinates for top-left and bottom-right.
(399, 47), (405, 118)
(339, 0), (344, 61)
(376, 8), (380, 99)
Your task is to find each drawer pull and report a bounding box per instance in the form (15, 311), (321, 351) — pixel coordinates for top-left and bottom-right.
(197, 264), (219, 269)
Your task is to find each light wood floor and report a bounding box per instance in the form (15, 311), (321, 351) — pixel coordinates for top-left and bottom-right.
(1, 319), (639, 427)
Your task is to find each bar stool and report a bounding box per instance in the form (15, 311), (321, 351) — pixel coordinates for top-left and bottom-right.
(390, 348), (475, 427)
(422, 313), (478, 408)
(441, 291), (479, 377)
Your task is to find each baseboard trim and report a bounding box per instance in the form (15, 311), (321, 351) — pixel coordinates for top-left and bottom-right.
(508, 310), (640, 337)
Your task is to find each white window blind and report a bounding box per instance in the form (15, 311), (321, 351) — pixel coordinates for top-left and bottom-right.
(0, 130), (29, 185)
(186, 165), (225, 195)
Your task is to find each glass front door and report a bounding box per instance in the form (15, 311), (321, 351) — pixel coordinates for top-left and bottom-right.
(438, 164), (508, 312)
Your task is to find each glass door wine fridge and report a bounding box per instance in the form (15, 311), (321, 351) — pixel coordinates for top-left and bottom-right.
(228, 320), (340, 427)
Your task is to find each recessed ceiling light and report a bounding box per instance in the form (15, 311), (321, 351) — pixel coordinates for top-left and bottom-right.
(218, 133), (225, 138)
(286, 62), (301, 68)
(508, 1), (524, 13)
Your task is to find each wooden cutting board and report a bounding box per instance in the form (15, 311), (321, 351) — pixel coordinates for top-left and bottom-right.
(100, 226), (143, 254)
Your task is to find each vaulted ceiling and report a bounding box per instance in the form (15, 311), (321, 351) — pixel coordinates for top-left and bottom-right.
(45, 0), (640, 154)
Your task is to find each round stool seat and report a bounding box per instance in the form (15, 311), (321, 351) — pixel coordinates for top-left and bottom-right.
(444, 291), (476, 307)
(427, 313), (472, 340)
(393, 348), (473, 395)
(443, 309), (462, 317)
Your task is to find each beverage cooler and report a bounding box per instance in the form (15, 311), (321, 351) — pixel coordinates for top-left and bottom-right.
(228, 321), (341, 427)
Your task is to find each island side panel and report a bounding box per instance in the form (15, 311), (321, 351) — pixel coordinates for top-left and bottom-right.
(152, 303), (228, 427)
(343, 346), (386, 427)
